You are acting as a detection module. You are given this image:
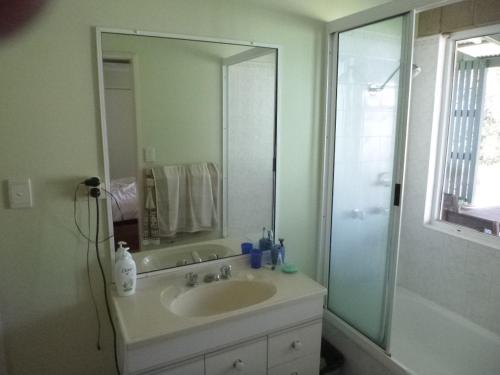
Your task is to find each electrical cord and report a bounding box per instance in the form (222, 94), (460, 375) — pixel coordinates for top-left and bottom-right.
(86, 192), (102, 351)
(101, 187), (125, 222)
(94, 195), (121, 375)
(74, 180), (120, 374)
(74, 182), (113, 243)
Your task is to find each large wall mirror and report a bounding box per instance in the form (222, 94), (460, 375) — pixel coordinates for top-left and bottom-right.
(96, 29), (279, 274)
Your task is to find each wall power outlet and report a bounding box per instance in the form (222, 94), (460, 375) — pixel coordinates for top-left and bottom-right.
(81, 177), (106, 200)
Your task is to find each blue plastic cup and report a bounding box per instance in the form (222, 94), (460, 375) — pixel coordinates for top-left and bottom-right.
(241, 242), (253, 254)
(250, 249), (262, 269)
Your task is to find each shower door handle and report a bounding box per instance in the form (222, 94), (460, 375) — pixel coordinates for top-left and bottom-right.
(393, 183), (402, 207)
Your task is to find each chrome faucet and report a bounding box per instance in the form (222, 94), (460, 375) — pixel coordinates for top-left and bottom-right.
(220, 264), (232, 279)
(176, 258), (189, 267)
(204, 273), (220, 283)
(185, 272), (198, 287)
(191, 251), (202, 263)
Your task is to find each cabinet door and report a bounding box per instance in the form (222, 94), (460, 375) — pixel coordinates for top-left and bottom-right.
(268, 354), (319, 375)
(154, 357), (204, 375)
(268, 321), (322, 368)
(205, 338), (267, 375)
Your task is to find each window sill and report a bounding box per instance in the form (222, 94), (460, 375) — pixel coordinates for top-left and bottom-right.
(424, 219), (500, 251)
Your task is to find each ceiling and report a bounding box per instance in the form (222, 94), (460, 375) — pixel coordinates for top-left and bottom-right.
(240, 0), (392, 22)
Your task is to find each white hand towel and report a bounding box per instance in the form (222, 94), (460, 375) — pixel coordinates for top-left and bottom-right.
(153, 162), (219, 237)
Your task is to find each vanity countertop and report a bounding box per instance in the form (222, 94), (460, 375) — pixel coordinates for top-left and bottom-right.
(112, 257), (327, 348)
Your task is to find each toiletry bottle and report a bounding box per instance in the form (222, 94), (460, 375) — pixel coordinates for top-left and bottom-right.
(114, 241), (137, 297)
(278, 238), (285, 263)
(259, 227), (267, 250)
(271, 244), (280, 269)
(267, 230), (274, 250)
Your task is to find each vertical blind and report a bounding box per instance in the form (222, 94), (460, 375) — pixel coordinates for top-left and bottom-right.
(443, 58), (486, 203)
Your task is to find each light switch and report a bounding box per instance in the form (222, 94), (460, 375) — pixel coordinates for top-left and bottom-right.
(8, 178), (33, 208)
(144, 146), (156, 162)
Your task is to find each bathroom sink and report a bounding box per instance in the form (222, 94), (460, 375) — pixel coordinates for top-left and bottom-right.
(166, 280), (277, 317)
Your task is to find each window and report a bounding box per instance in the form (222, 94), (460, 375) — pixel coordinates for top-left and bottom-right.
(440, 32), (500, 237)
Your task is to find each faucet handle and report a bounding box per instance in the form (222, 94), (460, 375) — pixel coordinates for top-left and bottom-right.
(176, 259), (189, 266)
(220, 264), (232, 279)
(185, 272), (198, 286)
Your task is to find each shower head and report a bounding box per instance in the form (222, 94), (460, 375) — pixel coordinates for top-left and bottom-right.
(368, 63), (422, 93)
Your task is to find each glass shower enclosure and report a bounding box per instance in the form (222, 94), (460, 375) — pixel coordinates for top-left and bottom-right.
(323, 12), (414, 351)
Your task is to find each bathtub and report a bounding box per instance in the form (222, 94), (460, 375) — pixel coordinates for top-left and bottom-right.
(133, 238), (240, 273)
(391, 287), (500, 375)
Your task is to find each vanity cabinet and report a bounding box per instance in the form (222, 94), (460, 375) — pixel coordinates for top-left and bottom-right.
(114, 263), (327, 375)
(268, 354), (319, 375)
(268, 320), (322, 368)
(268, 321), (322, 373)
(133, 320), (322, 375)
(154, 358), (204, 375)
(205, 338), (268, 375)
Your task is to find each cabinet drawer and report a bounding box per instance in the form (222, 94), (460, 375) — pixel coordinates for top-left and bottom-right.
(150, 357), (204, 375)
(268, 320), (322, 368)
(268, 354), (320, 375)
(205, 338), (267, 375)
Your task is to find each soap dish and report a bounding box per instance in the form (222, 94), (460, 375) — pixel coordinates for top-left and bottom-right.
(281, 263), (298, 273)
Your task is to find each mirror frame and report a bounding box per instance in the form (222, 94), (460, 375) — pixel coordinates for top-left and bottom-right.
(94, 27), (282, 280)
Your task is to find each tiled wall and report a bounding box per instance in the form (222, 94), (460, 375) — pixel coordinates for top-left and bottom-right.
(397, 35), (500, 336)
(418, 0), (500, 37)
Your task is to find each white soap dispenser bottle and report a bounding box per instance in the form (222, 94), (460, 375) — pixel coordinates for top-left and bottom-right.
(114, 241), (137, 297)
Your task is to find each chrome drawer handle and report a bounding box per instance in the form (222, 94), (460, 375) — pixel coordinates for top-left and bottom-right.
(233, 359), (245, 370)
(291, 340), (303, 350)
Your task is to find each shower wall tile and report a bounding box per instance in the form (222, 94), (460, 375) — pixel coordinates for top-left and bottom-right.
(489, 282), (500, 332)
(418, 0), (500, 37)
(473, 0), (500, 26)
(397, 35), (500, 336)
(464, 247), (490, 280)
(441, 1), (474, 31)
(418, 8), (442, 37)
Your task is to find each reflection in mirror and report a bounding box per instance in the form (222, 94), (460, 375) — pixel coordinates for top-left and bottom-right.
(98, 31), (278, 273)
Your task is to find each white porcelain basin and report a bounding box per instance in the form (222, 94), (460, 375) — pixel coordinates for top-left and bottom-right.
(167, 280), (277, 317)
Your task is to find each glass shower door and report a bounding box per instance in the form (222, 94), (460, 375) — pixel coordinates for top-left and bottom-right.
(327, 14), (412, 350)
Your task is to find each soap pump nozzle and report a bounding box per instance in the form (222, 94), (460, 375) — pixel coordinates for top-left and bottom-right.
(116, 241), (131, 261)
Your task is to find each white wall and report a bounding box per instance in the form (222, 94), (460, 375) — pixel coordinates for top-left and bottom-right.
(0, 313), (6, 375)
(102, 34), (225, 169)
(397, 35), (500, 336)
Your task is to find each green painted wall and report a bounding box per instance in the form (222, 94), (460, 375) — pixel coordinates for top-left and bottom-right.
(102, 34), (229, 169)
(0, 1), (324, 373)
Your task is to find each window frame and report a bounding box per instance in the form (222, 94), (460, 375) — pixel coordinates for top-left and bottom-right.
(427, 24), (500, 250)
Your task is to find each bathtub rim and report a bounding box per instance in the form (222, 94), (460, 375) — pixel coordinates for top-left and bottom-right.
(395, 287), (500, 342)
